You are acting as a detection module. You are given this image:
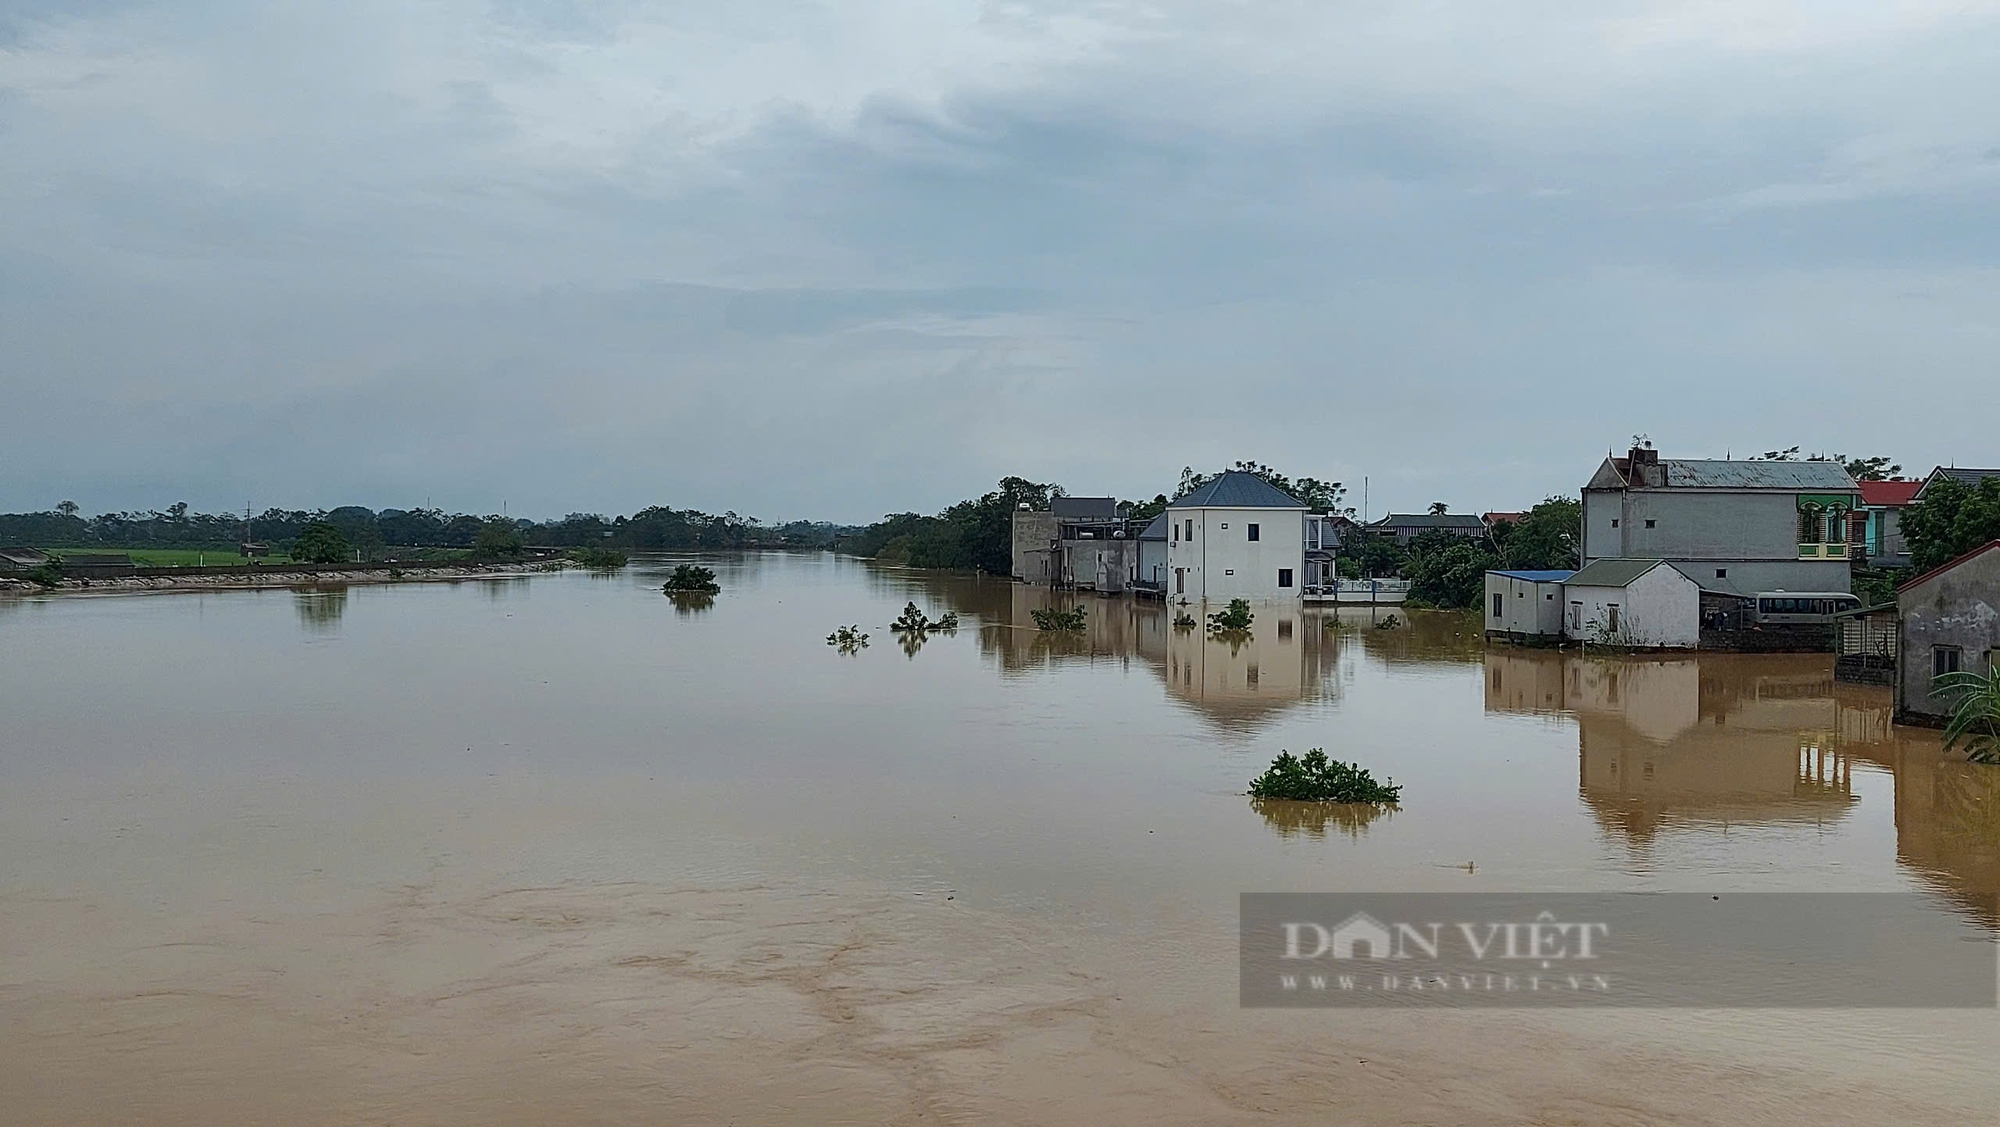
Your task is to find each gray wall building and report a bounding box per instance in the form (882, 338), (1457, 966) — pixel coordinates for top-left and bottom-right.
(1895, 540), (2000, 726)
(1582, 445), (1860, 595)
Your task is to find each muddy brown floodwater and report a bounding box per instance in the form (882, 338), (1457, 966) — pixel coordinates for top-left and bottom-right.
(3, 553), (1996, 1125)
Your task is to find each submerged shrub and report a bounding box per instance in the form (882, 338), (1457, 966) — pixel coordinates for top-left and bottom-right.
(1207, 598), (1254, 633)
(890, 602), (959, 634)
(26, 560), (65, 588)
(1030, 605), (1087, 632)
(827, 624), (869, 653)
(1173, 612), (1197, 630)
(662, 563), (721, 593)
(568, 546), (629, 569)
(1247, 748), (1401, 805)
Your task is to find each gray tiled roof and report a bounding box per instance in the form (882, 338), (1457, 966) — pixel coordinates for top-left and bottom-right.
(1167, 471), (1306, 509)
(1138, 513), (1168, 540)
(1923, 467), (2000, 494)
(1657, 460), (1857, 490)
(1371, 513), (1487, 529)
(1051, 496), (1120, 520)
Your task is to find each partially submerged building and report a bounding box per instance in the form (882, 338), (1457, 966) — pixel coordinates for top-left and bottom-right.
(1895, 540), (2000, 727)
(1561, 558), (1702, 649)
(1164, 471), (1307, 603)
(1582, 444), (1860, 595)
(1484, 569), (1574, 643)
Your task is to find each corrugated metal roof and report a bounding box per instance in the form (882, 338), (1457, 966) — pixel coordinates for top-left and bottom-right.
(1658, 460), (1857, 490)
(1051, 496), (1120, 520)
(1371, 513), (1487, 529)
(1490, 569), (1575, 582)
(1167, 471), (1306, 509)
(1568, 558), (1673, 587)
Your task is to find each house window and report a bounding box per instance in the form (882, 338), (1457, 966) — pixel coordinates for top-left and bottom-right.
(1279, 619), (1293, 640)
(1225, 569), (1235, 576)
(1493, 593), (1504, 618)
(1607, 604), (1621, 633)
(1715, 568), (1727, 579)
(1277, 568), (1292, 587)
(1172, 523), (1178, 543)
(1644, 519), (1656, 529)
(1184, 519), (1194, 541)
(1247, 523), (1260, 541)
(1220, 522), (1228, 529)
(1934, 646), (1963, 678)
(1611, 519), (1619, 528)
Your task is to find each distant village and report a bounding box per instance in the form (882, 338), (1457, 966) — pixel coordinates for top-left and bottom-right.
(1009, 442), (2000, 730)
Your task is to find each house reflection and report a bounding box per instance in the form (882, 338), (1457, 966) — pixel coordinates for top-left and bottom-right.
(1486, 650), (1856, 840)
(1486, 649), (2000, 924)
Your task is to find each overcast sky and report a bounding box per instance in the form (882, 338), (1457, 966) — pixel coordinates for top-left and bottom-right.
(4, 2), (1997, 524)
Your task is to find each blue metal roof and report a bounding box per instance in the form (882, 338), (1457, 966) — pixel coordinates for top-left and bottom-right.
(1489, 569), (1575, 582)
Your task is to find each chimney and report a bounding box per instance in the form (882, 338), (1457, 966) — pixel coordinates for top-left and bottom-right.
(1627, 442), (1659, 486)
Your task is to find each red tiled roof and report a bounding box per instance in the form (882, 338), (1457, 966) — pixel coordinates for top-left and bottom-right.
(1858, 480), (1922, 507)
(1482, 511), (1525, 524)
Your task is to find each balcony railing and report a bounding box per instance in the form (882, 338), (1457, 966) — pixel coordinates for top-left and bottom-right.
(1799, 543), (1848, 559)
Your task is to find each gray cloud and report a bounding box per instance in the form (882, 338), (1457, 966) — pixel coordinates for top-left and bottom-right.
(3, 1), (1998, 522)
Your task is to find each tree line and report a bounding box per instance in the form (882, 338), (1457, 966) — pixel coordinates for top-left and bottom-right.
(0, 502), (857, 558)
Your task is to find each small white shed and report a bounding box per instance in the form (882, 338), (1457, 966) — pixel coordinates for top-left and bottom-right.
(1485, 569), (1574, 642)
(1561, 558), (1701, 649)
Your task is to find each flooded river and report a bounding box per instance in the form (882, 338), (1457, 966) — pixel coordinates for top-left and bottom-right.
(3, 552), (1996, 1125)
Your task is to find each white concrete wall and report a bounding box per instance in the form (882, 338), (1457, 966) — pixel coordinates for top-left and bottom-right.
(1486, 574), (1564, 636)
(1165, 507), (1305, 603)
(1562, 566), (1700, 648)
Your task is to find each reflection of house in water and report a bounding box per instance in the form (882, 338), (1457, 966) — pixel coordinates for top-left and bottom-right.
(1162, 608), (1339, 728)
(1837, 685), (2000, 926)
(1485, 650), (1857, 841)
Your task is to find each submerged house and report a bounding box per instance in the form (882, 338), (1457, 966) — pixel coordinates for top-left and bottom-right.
(1164, 471), (1307, 603)
(1136, 513), (1168, 594)
(1561, 558), (1702, 649)
(1582, 443), (1860, 596)
(0, 547), (52, 573)
(1010, 496), (1143, 590)
(1895, 540), (2000, 727)
(1484, 569), (1574, 643)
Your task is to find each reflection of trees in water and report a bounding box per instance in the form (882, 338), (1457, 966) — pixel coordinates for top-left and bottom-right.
(1250, 797), (1392, 840)
(479, 576), (532, 601)
(294, 587), (348, 631)
(1356, 609), (1485, 665)
(666, 591), (715, 616)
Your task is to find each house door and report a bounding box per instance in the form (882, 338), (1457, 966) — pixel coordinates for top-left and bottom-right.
(1570, 601), (1583, 632)
(1175, 568), (1185, 595)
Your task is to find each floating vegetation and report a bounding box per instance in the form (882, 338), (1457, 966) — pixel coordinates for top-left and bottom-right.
(890, 602), (958, 635)
(826, 624), (869, 654)
(567, 546), (629, 569)
(1030, 605), (1087, 632)
(1172, 611), (1197, 630)
(1247, 748), (1401, 805)
(661, 563), (721, 594)
(1200, 599), (1248, 635)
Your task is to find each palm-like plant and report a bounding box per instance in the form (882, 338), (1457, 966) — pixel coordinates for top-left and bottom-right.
(1936, 668), (2000, 764)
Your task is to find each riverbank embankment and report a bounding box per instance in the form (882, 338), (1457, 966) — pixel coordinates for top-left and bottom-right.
(0, 559), (566, 595)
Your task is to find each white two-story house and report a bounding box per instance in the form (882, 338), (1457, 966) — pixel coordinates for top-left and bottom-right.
(1165, 471), (1307, 603)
